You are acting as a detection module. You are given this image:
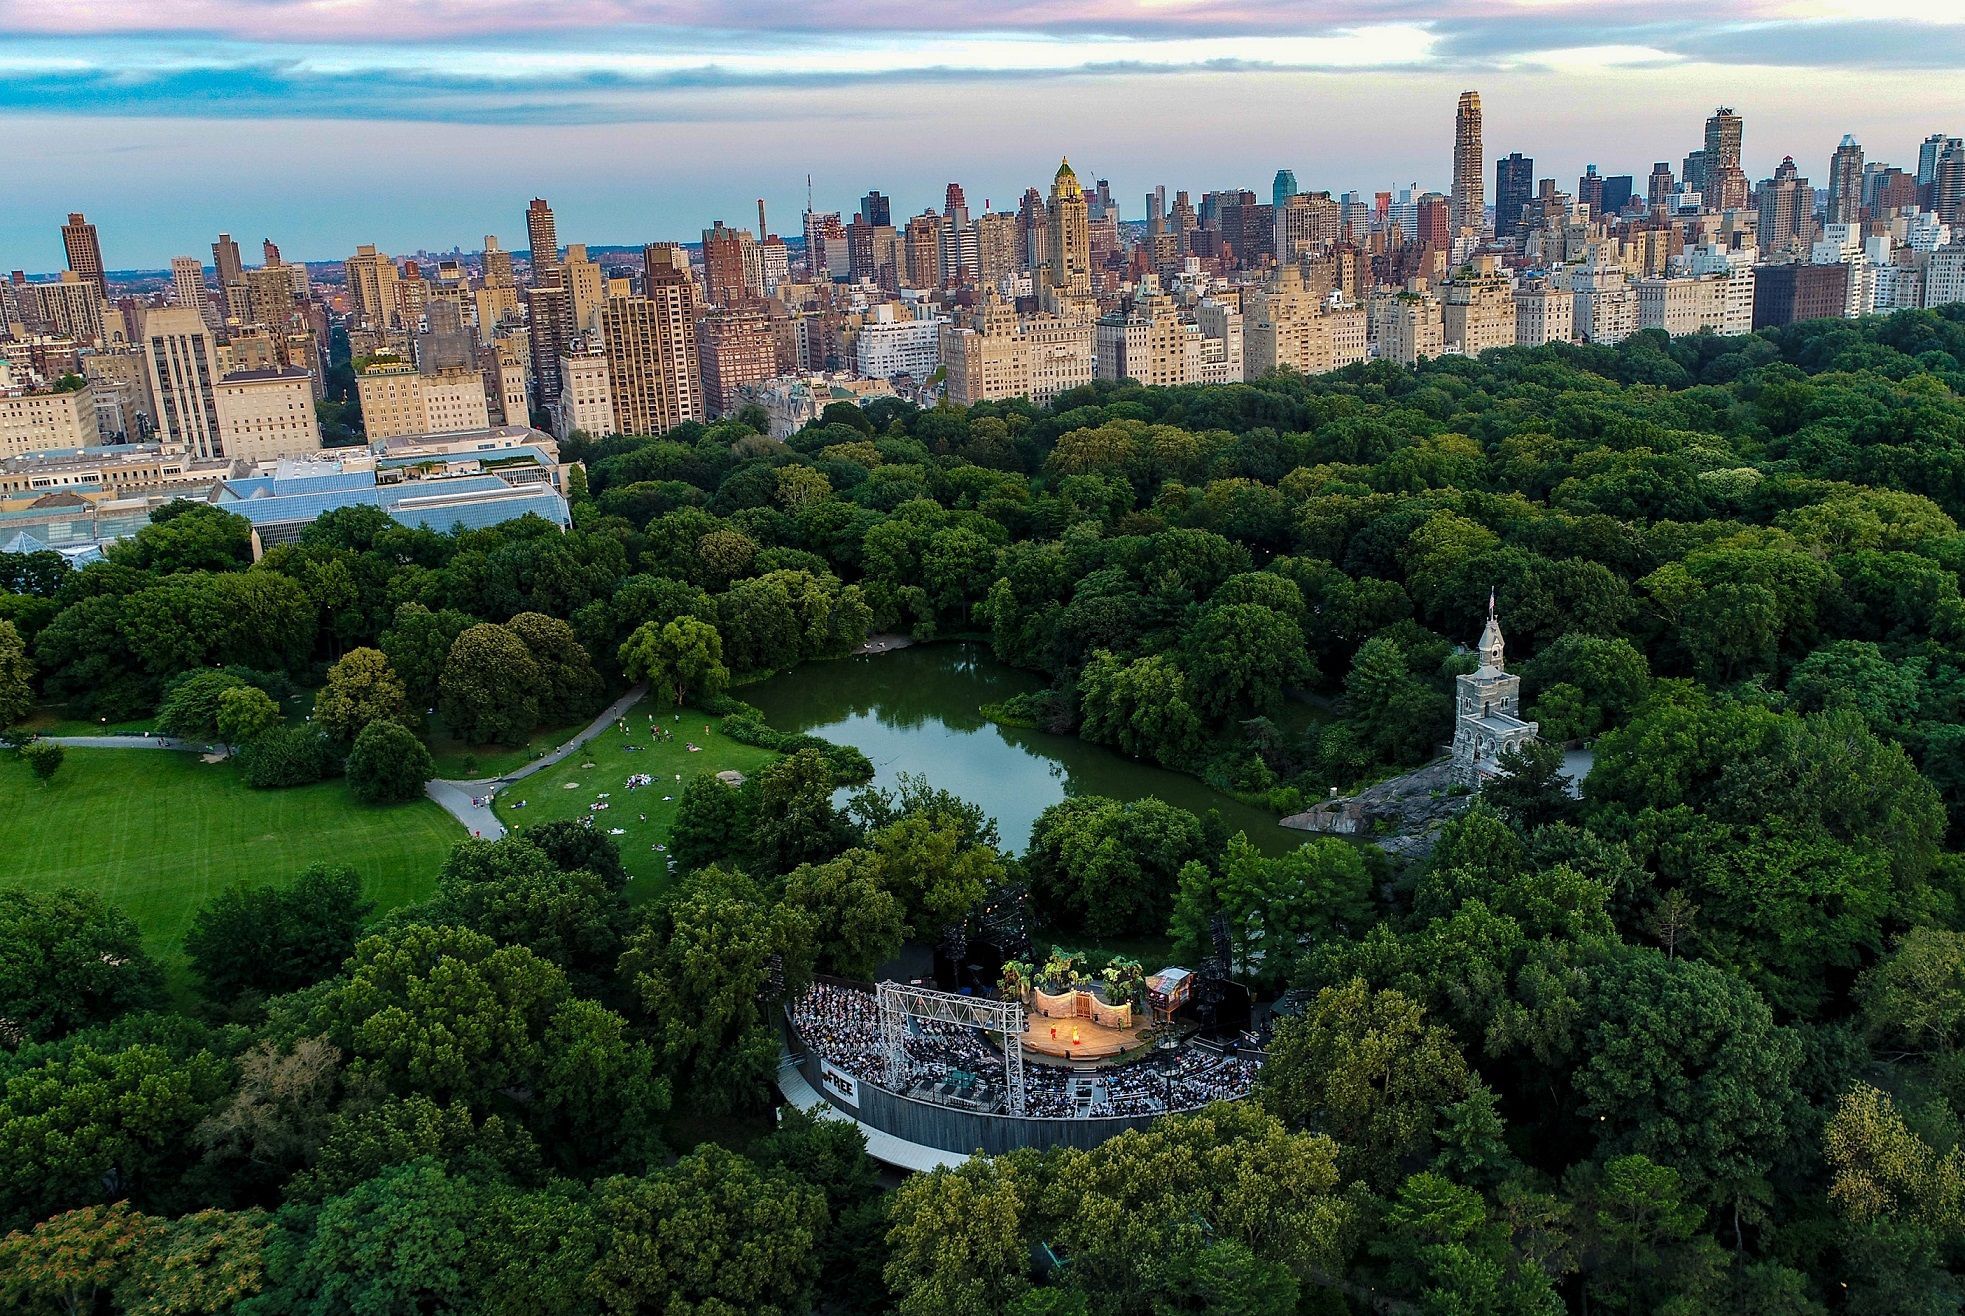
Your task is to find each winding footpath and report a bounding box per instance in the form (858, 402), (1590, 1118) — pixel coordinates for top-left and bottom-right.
(422, 684), (648, 840)
(35, 684), (652, 844)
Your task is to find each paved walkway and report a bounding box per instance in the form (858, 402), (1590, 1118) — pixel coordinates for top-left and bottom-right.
(422, 683), (649, 840)
(36, 686), (653, 847)
(775, 1048), (969, 1173)
(39, 734), (222, 752)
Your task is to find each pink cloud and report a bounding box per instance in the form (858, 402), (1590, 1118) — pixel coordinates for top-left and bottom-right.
(0, 0), (1811, 41)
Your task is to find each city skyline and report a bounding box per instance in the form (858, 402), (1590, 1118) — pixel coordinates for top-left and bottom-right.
(2, 1), (1961, 265)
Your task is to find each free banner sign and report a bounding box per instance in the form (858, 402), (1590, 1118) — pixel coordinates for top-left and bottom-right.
(820, 1059), (860, 1106)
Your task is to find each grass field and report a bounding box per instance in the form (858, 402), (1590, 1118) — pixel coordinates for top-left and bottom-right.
(426, 711), (600, 780)
(492, 701), (777, 903)
(0, 749), (462, 983)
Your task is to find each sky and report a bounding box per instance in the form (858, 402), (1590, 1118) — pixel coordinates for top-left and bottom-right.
(2, 1), (1962, 270)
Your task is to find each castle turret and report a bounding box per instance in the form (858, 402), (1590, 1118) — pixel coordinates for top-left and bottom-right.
(1450, 591), (1539, 787)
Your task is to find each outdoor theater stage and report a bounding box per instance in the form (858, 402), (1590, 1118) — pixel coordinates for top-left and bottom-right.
(1021, 1013), (1149, 1062)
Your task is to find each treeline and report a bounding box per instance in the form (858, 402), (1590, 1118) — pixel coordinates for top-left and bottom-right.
(4, 308), (1965, 1309)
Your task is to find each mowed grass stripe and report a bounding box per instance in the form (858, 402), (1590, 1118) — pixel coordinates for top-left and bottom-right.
(0, 749), (461, 976)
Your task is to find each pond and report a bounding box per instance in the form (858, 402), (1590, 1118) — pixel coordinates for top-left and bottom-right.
(744, 642), (1301, 856)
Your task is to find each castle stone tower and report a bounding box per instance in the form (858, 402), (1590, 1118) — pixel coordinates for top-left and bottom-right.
(1450, 592), (1539, 787)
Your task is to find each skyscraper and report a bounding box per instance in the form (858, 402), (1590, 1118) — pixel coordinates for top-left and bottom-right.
(1494, 152), (1533, 240)
(1828, 135), (1865, 226)
(1045, 159), (1091, 286)
(483, 236), (514, 288)
(61, 213), (106, 301)
(1648, 162), (1676, 210)
(1703, 107), (1748, 210)
(1756, 156), (1812, 255)
(1416, 193), (1450, 250)
(343, 245), (400, 329)
(1918, 134), (1947, 188)
(941, 183), (979, 285)
(526, 281), (573, 409)
(1451, 91), (1484, 235)
(169, 257), (208, 321)
(1272, 170), (1297, 209)
(526, 199), (560, 281)
(141, 306), (223, 458)
(602, 262), (703, 435)
(1600, 176), (1635, 216)
(701, 221), (762, 305)
(207, 233), (242, 304)
(1936, 139), (1965, 227)
(1682, 149), (1709, 199)
(860, 191), (892, 228)
(1577, 165), (1605, 217)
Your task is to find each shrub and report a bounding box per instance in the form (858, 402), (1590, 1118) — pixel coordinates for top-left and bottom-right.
(345, 720), (436, 805)
(238, 725), (335, 788)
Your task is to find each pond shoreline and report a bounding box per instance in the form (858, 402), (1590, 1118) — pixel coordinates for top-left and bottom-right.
(744, 641), (1303, 856)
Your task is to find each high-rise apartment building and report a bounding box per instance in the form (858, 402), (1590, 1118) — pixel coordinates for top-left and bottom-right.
(1752, 262), (1850, 328)
(939, 290), (1094, 407)
(212, 234), (244, 291)
(484, 236), (514, 289)
(554, 346), (616, 442)
(1373, 288), (1446, 365)
(1451, 91), (1485, 235)
(212, 368), (321, 462)
(1494, 153), (1534, 240)
(1756, 156), (1813, 256)
(1918, 134), (1948, 189)
(1243, 263), (1367, 377)
(1045, 160), (1092, 283)
(702, 221), (763, 305)
(243, 265), (297, 328)
(1513, 281), (1573, 346)
(1273, 192), (1340, 263)
(1415, 193), (1450, 250)
(1935, 139), (1965, 227)
(562, 243), (605, 332)
(357, 359), (493, 439)
(1828, 135), (1865, 226)
(695, 309), (778, 417)
(1648, 162), (1676, 211)
(803, 210), (847, 281)
(975, 211), (1020, 286)
(1704, 107), (1748, 210)
(344, 245), (401, 330)
(847, 218), (902, 289)
(903, 213), (943, 290)
(525, 282), (573, 411)
(169, 257), (210, 324)
(61, 213), (107, 301)
(1441, 256), (1517, 356)
(1577, 165), (1605, 217)
(35, 275), (108, 346)
(602, 269), (703, 435)
(526, 199), (560, 281)
(941, 183), (980, 285)
(141, 306), (224, 457)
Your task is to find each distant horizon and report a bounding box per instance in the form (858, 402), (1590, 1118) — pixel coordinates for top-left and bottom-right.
(2, 2), (1960, 268)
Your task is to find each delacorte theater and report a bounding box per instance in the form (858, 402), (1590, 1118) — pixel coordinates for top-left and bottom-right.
(781, 946), (1263, 1162)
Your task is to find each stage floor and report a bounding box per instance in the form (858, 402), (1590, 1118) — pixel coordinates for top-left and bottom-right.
(1021, 1014), (1148, 1061)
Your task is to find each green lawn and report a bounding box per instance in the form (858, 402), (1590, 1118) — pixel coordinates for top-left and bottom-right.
(0, 749), (462, 982)
(492, 702), (777, 902)
(426, 710), (602, 780)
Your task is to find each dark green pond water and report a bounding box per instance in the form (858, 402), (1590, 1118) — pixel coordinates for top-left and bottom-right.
(745, 642), (1298, 855)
